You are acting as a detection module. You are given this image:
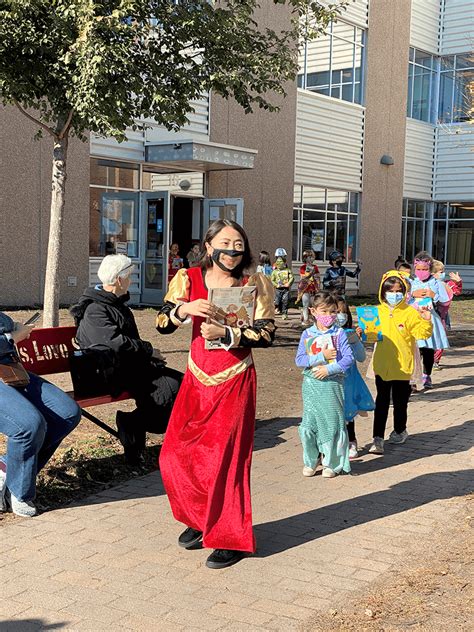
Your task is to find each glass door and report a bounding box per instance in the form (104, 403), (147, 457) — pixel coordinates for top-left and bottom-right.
(140, 191), (170, 305)
(203, 198), (244, 228)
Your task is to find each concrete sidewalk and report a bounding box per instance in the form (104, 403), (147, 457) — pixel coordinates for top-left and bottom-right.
(1, 346), (473, 631)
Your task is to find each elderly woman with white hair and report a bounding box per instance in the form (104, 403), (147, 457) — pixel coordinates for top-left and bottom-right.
(71, 255), (182, 465)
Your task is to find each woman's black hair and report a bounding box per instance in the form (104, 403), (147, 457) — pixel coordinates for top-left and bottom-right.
(309, 291), (339, 311)
(259, 251), (271, 266)
(200, 219), (254, 278)
(337, 298), (353, 329)
(381, 276), (407, 299)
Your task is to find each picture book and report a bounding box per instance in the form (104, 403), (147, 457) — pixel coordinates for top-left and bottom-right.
(356, 306), (383, 343)
(414, 296), (433, 310)
(304, 333), (336, 364)
(205, 286), (257, 350)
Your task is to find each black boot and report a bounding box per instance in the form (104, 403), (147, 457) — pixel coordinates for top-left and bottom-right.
(205, 549), (246, 569)
(178, 527), (203, 549)
(116, 411), (145, 466)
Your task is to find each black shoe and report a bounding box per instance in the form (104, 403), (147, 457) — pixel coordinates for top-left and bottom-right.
(205, 549), (246, 569)
(116, 411), (145, 466)
(178, 527), (203, 549)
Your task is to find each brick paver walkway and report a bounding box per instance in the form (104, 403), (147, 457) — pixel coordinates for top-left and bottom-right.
(1, 342), (473, 631)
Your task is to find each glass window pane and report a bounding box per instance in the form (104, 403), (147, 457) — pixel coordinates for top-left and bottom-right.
(293, 207), (299, 221)
(455, 53), (474, 69)
(90, 159), (139, 189)
(415, 202), (426, 218)
(305, 37), (331, 82)
(327, 190), (349, 212)
(449, 205), (474, 220)
(302, 222), (325, 258)
(297, 74), (304, 88)
(331, 86), (341, 98)
(412, 71), (431, 121)
(407, 64), (413, 116)
(347, 215), (358, 262)
(414, 49), (432, 68)
(434, 203), (448, 218)
(414, 220), (424, 254)
(325, 221), (336, 259)
(354, 82), (362, 104)
(439, 71), (454, 123)
(89, 188), (139, 257)
(303, 186), (326, 208)
(447, 220), (474, 265)
(453, 69), (474, 122)
(331, 36), (354, 87)
(306, 70), (330, 87)
(342, 84), (353, 102)
(405, 219), (415, 260)
(335, 217), (347, 257)
(313, 86), (330, 96)
(292, 221), (300, 260)
(350, 193), (360, 213)
(441, 56), (455, 70)
(432, 221), (446, 261)
(407, 200), (416, 218)
(331, 69), (342, 84)
(303, 210), (325, 221)
(409, 47), (415, 62)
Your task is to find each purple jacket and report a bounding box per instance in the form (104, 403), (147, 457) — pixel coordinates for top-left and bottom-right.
(295, 324), (354, 376)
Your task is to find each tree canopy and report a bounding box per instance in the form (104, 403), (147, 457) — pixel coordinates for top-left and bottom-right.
(0, 0), (347, 141)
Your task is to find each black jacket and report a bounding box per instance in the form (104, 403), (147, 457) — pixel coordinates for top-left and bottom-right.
(70, 287), (153, 365)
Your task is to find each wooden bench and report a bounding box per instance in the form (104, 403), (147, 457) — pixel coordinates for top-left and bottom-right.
(16, 326), (132, 439)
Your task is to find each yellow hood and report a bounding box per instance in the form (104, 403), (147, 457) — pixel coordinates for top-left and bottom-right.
(378, 269), (410, 305)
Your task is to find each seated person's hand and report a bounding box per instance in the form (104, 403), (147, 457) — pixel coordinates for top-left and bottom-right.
(313, 365), (329, 380)
(201, 322), (226, 341)
(11, 323), (34, 343)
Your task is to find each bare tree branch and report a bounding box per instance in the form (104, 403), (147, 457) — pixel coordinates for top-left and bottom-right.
(13, 100), (56, 137)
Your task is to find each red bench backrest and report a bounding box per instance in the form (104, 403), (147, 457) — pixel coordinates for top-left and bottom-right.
(16, 326), (79, 376)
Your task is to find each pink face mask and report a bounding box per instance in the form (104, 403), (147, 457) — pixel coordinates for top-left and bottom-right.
(316, 314), (337, 328)
(415, 268), (431, 281)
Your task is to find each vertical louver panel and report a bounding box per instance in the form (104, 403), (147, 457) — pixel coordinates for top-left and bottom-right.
(434, 124), (474, 200)
(404, 118), (436, 199)
(410, 0), (441, 54)
(441, 0), (474, 55)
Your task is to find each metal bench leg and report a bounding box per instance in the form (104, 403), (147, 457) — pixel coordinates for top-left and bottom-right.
(81, 408), (119, 439)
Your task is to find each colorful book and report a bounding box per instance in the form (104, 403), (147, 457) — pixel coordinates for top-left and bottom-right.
(356, 306), (383, 343)
(305, 333), (336, 364)
(205, 286), (257, 350)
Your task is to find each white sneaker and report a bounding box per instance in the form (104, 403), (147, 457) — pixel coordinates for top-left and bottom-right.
(368, 437), (385, 454)
(302, 458), (320, 477)
(348, 442), (358, 460)
(0, 468), (6, 513)
(389, 430), (409, 444)
(6, 490), (38, 517)
(322, 467), (336, 478)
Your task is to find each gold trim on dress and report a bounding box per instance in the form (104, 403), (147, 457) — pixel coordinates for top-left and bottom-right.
(188, 354), (253, 386)
(164, 268), (190, 304)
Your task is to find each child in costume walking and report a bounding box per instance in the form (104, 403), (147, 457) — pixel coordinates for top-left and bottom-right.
(295, 292), (354, 478)
(322, 250), (361, 297)
(369, 270), (432, 455)
(297, 250), (320, 326)
(431, 261), (462, 370)
(336, 299), (374, 460)
(409, 252), (449, 388)
(271, 250), (294, 320)
(256, 251), (273, 278)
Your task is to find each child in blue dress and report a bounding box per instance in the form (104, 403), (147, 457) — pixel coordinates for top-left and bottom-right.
(295, 292), (354, 478)
(410, 252), (450, 389)
(336, 299), (375, 459)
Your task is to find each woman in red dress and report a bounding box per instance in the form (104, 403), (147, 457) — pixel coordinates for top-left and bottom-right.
(156, 220), (275, 569)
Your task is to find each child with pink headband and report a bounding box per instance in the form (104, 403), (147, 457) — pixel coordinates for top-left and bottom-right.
(409, 252), (450, 389)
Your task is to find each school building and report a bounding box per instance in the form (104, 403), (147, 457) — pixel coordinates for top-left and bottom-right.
(0, 0), (473, 307)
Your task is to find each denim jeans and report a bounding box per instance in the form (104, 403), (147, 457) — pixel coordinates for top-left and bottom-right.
(274, 288), (290, 315)
(0, 372), (81, 501)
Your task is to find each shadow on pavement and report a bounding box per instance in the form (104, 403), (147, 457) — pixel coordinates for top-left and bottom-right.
(254, 417), (300, 452)
(255, 469), (473, 557)
(0, 620), (66, 631)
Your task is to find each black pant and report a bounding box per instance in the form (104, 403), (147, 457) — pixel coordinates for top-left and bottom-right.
(275, 288), (290, 314)
(420, 348), (435, 376)
(346, 421), (356, 442)
(373, 376), (411, 439)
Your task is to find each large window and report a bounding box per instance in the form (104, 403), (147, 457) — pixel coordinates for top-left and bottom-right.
(439, 54), (474, 123)
(402, 200), (474, 266)
(407, 49), (474, 124)
(298, 20), (366, 105)
(293, 186), (359, 262)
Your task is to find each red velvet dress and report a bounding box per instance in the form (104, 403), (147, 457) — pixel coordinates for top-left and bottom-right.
(157, 266), (275, 553)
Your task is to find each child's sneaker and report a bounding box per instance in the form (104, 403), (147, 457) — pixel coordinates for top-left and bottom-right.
(433, 363), (442, 371)
(423, 374), (433, 389)
(389, 430), (408, 444)
(368, 437), (384, 454)
(348, 441), (358, 460)
(302, 458), (320, 477)
(281, 313), (288, 320)
(322, 467), (336, 478)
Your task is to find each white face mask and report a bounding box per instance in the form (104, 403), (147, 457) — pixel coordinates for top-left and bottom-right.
(336, 313), (348, 327)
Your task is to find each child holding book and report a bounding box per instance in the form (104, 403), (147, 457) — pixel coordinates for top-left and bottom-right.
(271, 254), (294, 320)
(295, 292), (354, 478)
(369, 270), (432, 454)
(409, 252), (450, 388)
(336, 299), (374, 460)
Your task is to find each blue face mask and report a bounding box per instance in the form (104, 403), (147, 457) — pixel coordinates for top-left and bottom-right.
(336, 313), (348, 327)
(385, 291), (404, 306)
(438, 272), (446, 281)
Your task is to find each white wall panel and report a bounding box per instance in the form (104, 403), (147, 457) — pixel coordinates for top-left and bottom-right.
(321, 0), (369, 28)
(90, 129), (145, 162)
(434, 123), (474, 200)
(441, 0), (474, 55)
(410, 0), (441, 54)
(295, 89), (364, 191)
(404, 118), (436, 199)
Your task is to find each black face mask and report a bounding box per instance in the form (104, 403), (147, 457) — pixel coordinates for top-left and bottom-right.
(211, 249), (245, 273)
(335, 259), (343, 267)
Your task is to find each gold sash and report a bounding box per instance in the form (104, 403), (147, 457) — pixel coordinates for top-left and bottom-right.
(188, 354), (253, 386)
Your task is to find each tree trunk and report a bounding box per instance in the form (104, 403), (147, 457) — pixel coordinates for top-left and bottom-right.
(43, 134), (69, 327)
